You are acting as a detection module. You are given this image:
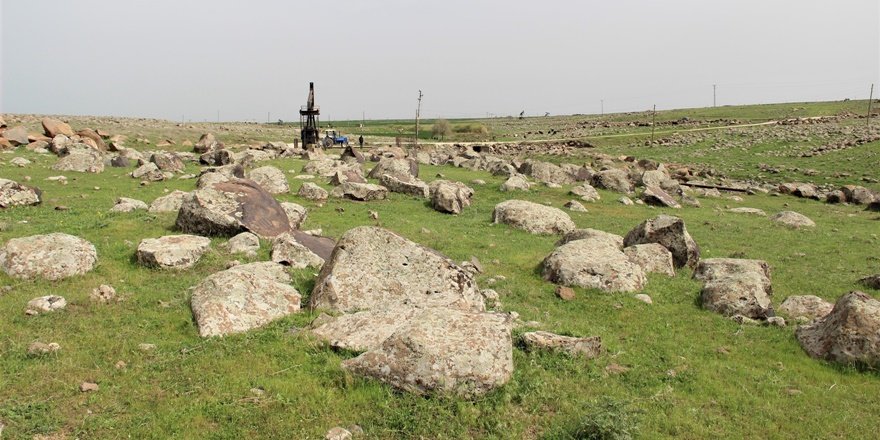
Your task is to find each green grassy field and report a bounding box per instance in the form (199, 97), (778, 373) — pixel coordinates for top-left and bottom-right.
(1, 102), (880, 439)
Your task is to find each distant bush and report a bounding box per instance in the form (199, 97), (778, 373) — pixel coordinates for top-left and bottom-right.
(431, 119), (451, 139)
(546, 397), (640, 440)
(453, 123), (489, 135)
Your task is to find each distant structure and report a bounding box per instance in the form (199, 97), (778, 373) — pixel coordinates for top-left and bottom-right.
(299, 82), (320, 148)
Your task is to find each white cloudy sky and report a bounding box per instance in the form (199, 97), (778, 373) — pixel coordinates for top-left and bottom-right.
(1, 0), (878, 121)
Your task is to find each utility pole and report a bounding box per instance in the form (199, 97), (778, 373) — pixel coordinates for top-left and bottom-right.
(415, 90), (423, 147)
(267, 112), (270, 123)
(713, 84), (717, 107)
(650, 104), (657, 144)
(216, 110), (220, 123)
(601, 99), (604, 116)
(868, 84), (875, 128)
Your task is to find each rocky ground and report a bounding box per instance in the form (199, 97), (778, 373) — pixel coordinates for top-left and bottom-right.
(1, 104), (879, 439)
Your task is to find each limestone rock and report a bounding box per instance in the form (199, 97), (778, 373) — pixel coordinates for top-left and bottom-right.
(492, 200), (576, 235)
(778, 295), (834, 321)
(770, 211), (816, 228)
(623, 243), (675, 276)
(2, 126), (30, 146)
(570, 183), (600, 202)
(841, 185), (875, 205)
(522, 160), (574, 185)
(0, 178), (41, 208)
(150, 152), (185, 173)
(728, 207), (767, 216)
(330, 182), (388, 201)
(429, 180), (474, 214)
(225, 232), (261, 255)
(176, 178), (291, 238)
(341, 308), (513, 398)
(379, 174), (430, 198)
(26, 295), (67, 314)
(500, 175), (530, 192)
(109, 197), (148, 213)
(521, 331), (602, 358)
(557, 228), (624, 249)
(309, 307), (423, 351)
(280, 202), (308, 230)
(796, 291), (880, 367)
(131, 162), (166, 181)
(271, 233), (324, 269)
(367, 157), (418, 181)
(694, 258), (773, 319)
(310, 226), (484, 313)
(136, 235), (212, 269)
(90, 284), (117, 303)
(41, 117), (74, 137)
(592, 168), (633, 194)
(148, 190), (190, 213)
(623, 215), (700, 268)
(248, 166), (290, 194)
(564, 200), (588, 212)
(0, 233), (97, 280)
(642, 186), (682, 208)
(191, 262), (300, 337)
(297, 182), (329, 201)
(542, 237), (646, 293)
(52, 148), (104, 173)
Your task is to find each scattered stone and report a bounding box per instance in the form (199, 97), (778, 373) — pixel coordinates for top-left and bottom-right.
(2, 126), (30, 146)
(225, 232), (261, 255)
(841, 185), (875, 205)
(136, 235), (212, 269)
(557, 229), (624, 249)
(341, 308), (512, 398)
(778, 295), (834, 321)
(521, 331), (602, 358)
(564, 200), (588, 212)
(109, 197), (148, 213)
(770, 211), (816, 228)
(555, 285), (576, 300)
(623, 215), (700, 268)
(330, 182), (388, 201)
(26, 295), (67, 314)
(766, 316), (786, 327)
(429, 180), (474, 214)
(80, 382), (99, 393)
(379, 174), (430, 198)
(280, 202), (308, 230)
(41, 117), (74, 137)
(271, 233), (324, 269)
(543, 236), (646, 293)
(150, 152), (185, 172)
(310, 226), (483, 313)
(90, 284), (117, 303)
(642, 186), (682, 208)
(130, 162), (165, 181)
(191, 262), (301, 337)
(248, 166), (290, 194)
(115, 360), (127, 369)
(28, 341), (61, 356)
(0, 178), (42, 208)
(148, 190), (190, 213)
(325, 427), (352, 440)
(623, 243), (675, 276)
(367, 157), (419, 181)
(53, 148), (104, 173)
(176, 178), (292, 238)
(728, 207), (767, 216)
(593, 168), (633, 193)
(138, 343), (157, 352)
(618, 196), (634, 206)
(694, 258), (773, 319)
(500, 175), (530, 192)
(796, 291), (880, 367)
(492, 200), (576, 235)
(634, 293), (653, 304)
(298, 182), (329, 201)
(0, 233), (97, 280)
(10, 157), (30, 167)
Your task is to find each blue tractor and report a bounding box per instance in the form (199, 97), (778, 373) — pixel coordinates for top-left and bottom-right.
(322, 129), (348, 147)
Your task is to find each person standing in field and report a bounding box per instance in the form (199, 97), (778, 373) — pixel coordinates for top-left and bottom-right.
(358, 135), (364, 148)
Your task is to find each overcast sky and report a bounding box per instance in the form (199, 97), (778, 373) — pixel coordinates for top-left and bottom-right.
(2, 0), (878, 122)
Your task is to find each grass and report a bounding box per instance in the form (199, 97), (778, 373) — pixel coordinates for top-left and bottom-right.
(1, 101), (880, 438)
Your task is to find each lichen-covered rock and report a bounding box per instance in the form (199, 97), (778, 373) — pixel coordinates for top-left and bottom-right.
(592, 168), (633, 194)
(796, 291), (880, 367)
(641, 186), (682, 208)
(500, 175), (530, 192)
(52, 148), (104, 173)
(247, 166), (290, 194)
(330, 182), (388, 201)
(131, 162), (166, 181)
(542, 237), (646, 293)
(341, 308), (513, 398)
(41, 117), (74, 137)
(492, 200), (576, 235)
(770, 211), (815, 228)
(521, 160), (574, 185)
(841, 185), (875, 205)
(623, 215), (700, 268)
(557, 228), (624, 249)
(271, 233), (324, 269)
(521, 331), (602, 358)
(694, 258), (773, 319)
(564, 200), (588, 212)
(778, 295), (834, 321)
(0, 233), (97, 280)
(136, 235), (211, 269)
(26, 295), (68, 314)
(176, 178), (291, 238)
(191, 262), (300, 337)
(367, 157), (419, 181)
(280, 202), (308, 230)
(623, 243), (675, 276)
(297, 182), (329, 201)
(308, 307), (424, 351)
(148, 190), (190, 213)
(109, 197), (148, 213)
(379, 174), (430, 198)
(429, 180), (474, 214)
(225, 232), (260, 255)
(150, 152), (185, 172)
(570, 183), (600, 202)
(310, 226), (484, 313)
(0, 178), (41, 208)
(728, 207), (767, 216)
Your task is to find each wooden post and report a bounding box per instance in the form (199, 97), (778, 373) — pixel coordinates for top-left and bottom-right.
(650, 104), (657, 144)
(415, 90), (423, 147)
(868, 84), (875, 128)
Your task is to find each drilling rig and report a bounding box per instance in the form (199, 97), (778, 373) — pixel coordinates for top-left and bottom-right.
(299, 82), (320, 148)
